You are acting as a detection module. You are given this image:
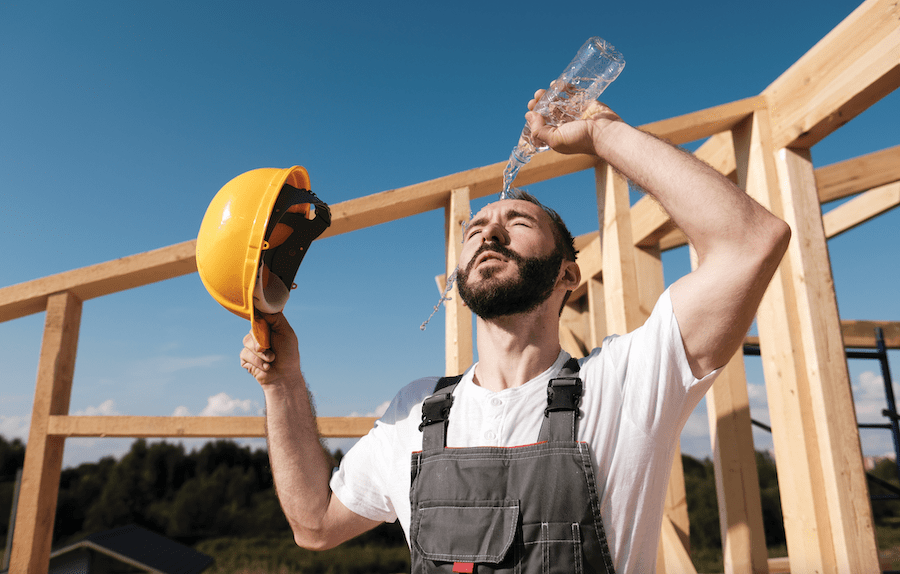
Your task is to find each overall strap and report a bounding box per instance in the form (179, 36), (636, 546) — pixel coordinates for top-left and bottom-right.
(537, 357), (583, 443)
(419, 375), (462, 451)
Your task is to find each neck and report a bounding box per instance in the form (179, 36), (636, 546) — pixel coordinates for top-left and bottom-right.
(472, 304), (563, 392)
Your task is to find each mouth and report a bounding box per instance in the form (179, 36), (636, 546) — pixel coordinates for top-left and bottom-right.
(474, 251), (506, 268)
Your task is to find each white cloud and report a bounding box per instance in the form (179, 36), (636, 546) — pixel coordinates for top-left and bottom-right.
(746, 382), (768, 406)
(348, 400), (392, 418)
(682, 408), (710, 440)
(172, 405), (192, 417)
(0, 415), (30, 441)
(852, 370), (896, 421)
(73, 399), (120, 416)
(173, 392), (263, 417)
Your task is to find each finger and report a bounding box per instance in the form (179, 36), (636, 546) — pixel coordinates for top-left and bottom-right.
(525, 110), (549, 137)
(580, 101), (603, 120)
(528, 89), (547, 111)
(240, 346), (269, 370)
(242, 332), (275, 362)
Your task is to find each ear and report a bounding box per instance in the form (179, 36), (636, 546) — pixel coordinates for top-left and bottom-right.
(558, 260), (581, 291)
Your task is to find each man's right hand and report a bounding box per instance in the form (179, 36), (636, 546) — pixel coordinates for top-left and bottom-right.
(240, 312), (301, 386)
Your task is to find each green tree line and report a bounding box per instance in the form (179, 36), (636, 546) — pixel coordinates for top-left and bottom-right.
(2, 434), (900, 552)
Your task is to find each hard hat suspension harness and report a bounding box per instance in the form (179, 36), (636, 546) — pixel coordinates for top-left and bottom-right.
(260, 183), (331, 296)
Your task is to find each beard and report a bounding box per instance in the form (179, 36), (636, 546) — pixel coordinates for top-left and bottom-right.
(457, 243), (564, 320)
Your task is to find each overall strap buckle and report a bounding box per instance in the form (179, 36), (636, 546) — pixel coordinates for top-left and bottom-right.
(544, 376), (583, 417)
(419, 375), (462, 451)
(419, 391), (454, 432)
(538, 357), (583, 443)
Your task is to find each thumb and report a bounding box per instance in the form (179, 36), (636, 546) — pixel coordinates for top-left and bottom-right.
(525, 111), (554, 148)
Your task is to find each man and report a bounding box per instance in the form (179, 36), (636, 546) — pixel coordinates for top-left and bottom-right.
(240, 91), (790, 573)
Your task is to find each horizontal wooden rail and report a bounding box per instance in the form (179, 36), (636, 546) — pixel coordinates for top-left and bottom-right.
(0, 241), (198, 323)
(2, 99), (895, 327)
(816, 144), (900, 204)
(823, 181), (900, 238)
(46, 415), (377, 438)
(0, 95), (776, 324)
(744, 320), (900, 350)
(640, 96), (767, 146)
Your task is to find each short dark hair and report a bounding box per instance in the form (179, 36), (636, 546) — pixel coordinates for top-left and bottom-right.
(503, 188), (578, 262)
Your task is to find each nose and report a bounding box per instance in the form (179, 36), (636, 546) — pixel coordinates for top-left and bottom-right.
(482, 221), (508, 245)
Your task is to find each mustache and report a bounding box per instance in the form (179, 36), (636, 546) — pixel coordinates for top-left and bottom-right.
(465, 243), (522, 274)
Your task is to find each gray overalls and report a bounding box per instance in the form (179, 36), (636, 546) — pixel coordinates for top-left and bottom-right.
(410, 358), (616, 574)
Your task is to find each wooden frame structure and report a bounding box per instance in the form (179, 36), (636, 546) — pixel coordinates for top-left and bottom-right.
(1, 1), (898, 571)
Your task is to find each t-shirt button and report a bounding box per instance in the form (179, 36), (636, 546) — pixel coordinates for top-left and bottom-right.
(485, 430), (497, 441)
(490, 397), (502, 407)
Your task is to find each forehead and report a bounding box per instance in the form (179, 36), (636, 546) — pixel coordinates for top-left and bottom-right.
(469, 199), (551, 227)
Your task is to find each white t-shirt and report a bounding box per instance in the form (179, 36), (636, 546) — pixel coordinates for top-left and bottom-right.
(330, 289), (718, 574)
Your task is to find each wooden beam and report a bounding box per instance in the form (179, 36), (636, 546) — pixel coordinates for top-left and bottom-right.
(319, 152), (598, 239)
(444, 187), (473, 375)
(841, 320), (900, 348)
(816, 145), (900, 204)
(585, 277), (607, 349)
(707, 351), (769, 574)
(559, 302), (590, 358)
(641, 96), (767, 146)
(45, 415), (377, 438)
(11, 292), (82, 574)
(316, 95), (775, 244)
(769, 142), (879, 571)
(0, 240), (197, 323)
(763, 0), (900, 149)
(737, 109), (838, 573)
(597, 164), (641, 334)
(569, 232), (602, 302)
(658, 516), (699, 574)
(747, 320), (900, 350)
(823, 181), (900, 238)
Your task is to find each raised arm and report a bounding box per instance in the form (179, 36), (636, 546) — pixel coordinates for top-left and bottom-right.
(527, 97), (790, 377)
(240, 313), (381, 549)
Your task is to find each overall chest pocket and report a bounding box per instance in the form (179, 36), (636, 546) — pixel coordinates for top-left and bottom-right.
(411, 499), (520, 573)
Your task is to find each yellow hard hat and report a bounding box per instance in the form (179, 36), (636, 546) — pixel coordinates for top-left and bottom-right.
(196, 166), (331, 349)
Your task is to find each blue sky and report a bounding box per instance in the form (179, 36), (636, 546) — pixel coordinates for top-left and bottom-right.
(1, 0), (897, 468)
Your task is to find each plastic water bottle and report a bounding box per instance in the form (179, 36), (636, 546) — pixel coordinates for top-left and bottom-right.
(501, 37), (625, 198)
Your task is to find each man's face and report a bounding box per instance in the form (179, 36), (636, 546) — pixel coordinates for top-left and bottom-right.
(456, 200), (564, 319)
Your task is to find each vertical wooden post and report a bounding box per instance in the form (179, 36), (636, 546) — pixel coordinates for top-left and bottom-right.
(596, 164), (641, 334)
(444, 187), (473, 376)
(10, 291), (82, 573)
(585, 277), (607, 349)
(741, 106), (880, 572)
(773, 146), (879, 572)
(576, 232), (605, 354)
(706, 354), (768, 574)
(560, 301), (590, 358)
(738, 107), (834, 573)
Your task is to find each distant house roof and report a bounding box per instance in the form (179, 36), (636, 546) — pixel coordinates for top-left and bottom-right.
(46, 524), (214, 574)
